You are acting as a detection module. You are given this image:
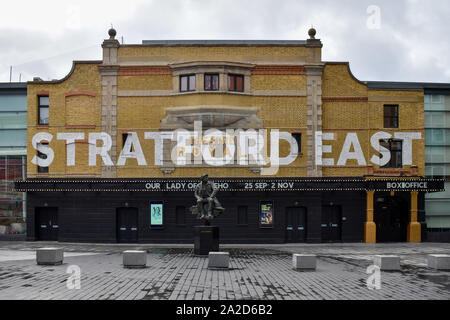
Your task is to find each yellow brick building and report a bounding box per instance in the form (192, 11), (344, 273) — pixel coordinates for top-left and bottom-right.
(18, 28), (443, 244)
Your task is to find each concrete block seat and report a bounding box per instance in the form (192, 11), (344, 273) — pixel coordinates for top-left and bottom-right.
(373, 255), (400, 271)
(208, 252), (230, 269)
(36, 248), (64, 265)
(427, 254), (450, 270)
(123, 250), (147, 268)
(292, 254), (316, 270)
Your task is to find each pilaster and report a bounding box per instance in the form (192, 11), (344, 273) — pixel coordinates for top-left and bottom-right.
(305, 64), (324, 177)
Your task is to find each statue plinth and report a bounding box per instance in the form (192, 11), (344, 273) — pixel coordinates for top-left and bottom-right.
(194, 226), (219, 256)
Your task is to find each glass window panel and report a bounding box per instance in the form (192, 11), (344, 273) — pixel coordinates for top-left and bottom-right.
(431, 95), (444, 103)
(0, 95), (27, 112)
(180, 76), (188, 91)
(292, 133), (302, 153)
(205, 75), (211, 90)
(205, 74), (219, 91)
(39, 96), (49, 106)
(39, 107), (49, 125)
(0, 130), (27, 147)
(236, 75), (244, 92)
(433, 166), (444, 176)
(381, 139), (402, 168)
(189, 75), (196, 91)
(425, 114), (432, 127)
(212, 74), (219, 90)
(432, 129), (444, 144)
(383, 105), (398, 128)
(432, 113), (445, 127)
(228, 75), (234, 91)
(0, 112), (27, 129)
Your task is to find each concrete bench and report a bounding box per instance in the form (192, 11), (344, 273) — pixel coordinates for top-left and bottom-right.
(292, 254), (316, 270)
(123, 250), (147, 268)
(36, 248), (64, 265)
(208, 252), (230, 269)
(427, 254), (450, 270)
(374, 255), (400, 271)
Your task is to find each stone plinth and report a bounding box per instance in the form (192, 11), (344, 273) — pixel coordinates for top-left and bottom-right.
(374, 255), (400, 271)
(427, 254), (450, 270)
(36, 248), (64, 265)
(123, 250), (147, 268)
(208, 252), (229, 269)
(292, 254), (316, 270)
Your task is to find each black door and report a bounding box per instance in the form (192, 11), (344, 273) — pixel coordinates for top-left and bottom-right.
(285, 207), (307, 243)
(117, 208), (138, 243)
(374, 194), (408, 242)
(321, 206), (342, 242)
(36, 207), (59, 241)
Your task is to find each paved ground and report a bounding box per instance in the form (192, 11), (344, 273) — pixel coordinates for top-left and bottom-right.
(0, 242), (448, 300)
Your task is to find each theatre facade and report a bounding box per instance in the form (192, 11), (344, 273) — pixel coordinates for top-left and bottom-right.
(16, 28), (444, 244)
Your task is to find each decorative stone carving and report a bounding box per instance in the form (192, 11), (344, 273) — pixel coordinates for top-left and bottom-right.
(160, 105), (263, 130)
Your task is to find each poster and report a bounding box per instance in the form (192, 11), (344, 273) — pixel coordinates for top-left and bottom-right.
(260, 201), (273, 228)
(150, 202), (163, 227)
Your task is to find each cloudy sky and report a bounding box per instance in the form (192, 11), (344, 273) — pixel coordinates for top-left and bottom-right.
(1, 0), (449, 83)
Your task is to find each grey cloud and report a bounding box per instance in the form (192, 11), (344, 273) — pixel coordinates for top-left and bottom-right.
(1, 0), (449, 83)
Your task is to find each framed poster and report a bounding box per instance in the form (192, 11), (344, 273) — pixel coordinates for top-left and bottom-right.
(150, 201), (164, 228)
(259, 201), (274, 228)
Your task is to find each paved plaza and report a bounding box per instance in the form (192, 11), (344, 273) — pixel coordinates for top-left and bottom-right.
(0, 242), (448, 300)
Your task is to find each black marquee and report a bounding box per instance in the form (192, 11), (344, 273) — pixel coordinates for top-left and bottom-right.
(15, 177), (445, 193)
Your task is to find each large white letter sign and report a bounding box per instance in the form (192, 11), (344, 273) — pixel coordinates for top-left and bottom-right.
(117, 132), (147, 166)
(394, 132), (422, 166)
(88, 132), (114, 166)
(57, 132), (84, 166)
(144, 132), (173, 166)
(31, 132), (54, 167)
(315, 131), (335, 166)
(370, 131), (392, 166)
(337, 133), (367, 166)
(277, 131), (298, 166)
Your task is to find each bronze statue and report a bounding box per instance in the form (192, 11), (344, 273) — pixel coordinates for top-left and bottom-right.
(190, 174), (225, 224)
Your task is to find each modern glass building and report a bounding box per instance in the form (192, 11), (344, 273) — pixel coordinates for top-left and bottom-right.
(424, 87), (450, 242)
(0, 82), (27, 239)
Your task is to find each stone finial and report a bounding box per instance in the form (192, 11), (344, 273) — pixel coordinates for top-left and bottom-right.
(108, 27), (117, 40)
(308, 27), (316, 39)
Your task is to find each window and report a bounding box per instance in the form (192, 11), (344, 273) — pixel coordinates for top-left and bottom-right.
(122, 133), (134, 153)
(237, 206), (248, 225)
(176, 206), (185, 225)
(38, 96), (49, 125)
(384, 105), (398, 128)
(180, 74), (196, 92)
(228, 74), (244, 92)
(292, 133), (302, 154)
(37, 143), (49, 173)
(381, 139), (402, 168)
(204, 74), (219, 91)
